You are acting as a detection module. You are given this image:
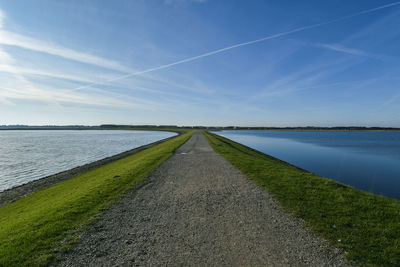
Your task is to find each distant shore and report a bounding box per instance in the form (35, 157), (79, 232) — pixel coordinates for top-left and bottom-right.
(211, 127), (400, 131)
(1, 124), (399, 131)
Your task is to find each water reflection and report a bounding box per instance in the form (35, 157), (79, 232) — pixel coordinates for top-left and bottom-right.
(215, 130), (400, 200)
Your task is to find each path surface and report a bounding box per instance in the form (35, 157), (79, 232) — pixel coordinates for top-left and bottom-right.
(59, 131), (349, 266)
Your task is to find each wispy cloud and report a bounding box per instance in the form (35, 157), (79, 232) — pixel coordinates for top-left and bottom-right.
(318, 43), (386, 59)
(0, 64), (96, 83)
(0, 30), (133, 73)
(139, 72), (215, 94)
(164, 0), (208, 5)
(0, 42), (154, 109)
(2, 2), (398, 98)
(0, 9), (5, 28)
(0, 8), (215, 100)
(0, 80), (167, 110)
(345, 7), (400, 48)
(70, 1), (400, 92)
(250, 5), (400, 105)
(0, 48), (13, 63)
(0, 95), (15, 106)
(1, 2), (399, 125)
(245, 46), (387, 105)
(0, 8), (145, 108)
(0, 49), (203, 110)
(379, 90), (400, 109)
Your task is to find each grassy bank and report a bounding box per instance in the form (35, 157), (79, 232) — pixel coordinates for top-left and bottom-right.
(204, 131), (400, 266)
(0, 131), (193, 266)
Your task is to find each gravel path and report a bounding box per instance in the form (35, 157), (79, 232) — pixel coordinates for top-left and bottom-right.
(59, 131), (349, 266)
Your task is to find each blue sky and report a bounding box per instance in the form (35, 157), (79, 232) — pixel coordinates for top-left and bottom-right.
(0, 0), (399, 126)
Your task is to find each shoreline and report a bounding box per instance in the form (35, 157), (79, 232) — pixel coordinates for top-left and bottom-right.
(0, 133), (180, 206)
(0, 131), (193, 266)
(214, 128), (400, 132)
(214, 131), (399, 200)
(204, 131), (400, 266)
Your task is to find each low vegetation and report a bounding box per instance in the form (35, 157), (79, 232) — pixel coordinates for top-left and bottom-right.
(204, 131), (400, 266)
(0, 131), (193, 266)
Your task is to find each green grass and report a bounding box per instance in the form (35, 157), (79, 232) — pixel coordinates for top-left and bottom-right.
(0, 131), (193, 266)
(204, 131), (400, 266)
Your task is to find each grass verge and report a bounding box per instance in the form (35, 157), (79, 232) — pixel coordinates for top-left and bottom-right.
(0, 131), (193, 266)
(204, 131), (400, 266)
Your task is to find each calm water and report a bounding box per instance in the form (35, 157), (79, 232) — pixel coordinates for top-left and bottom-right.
(0, 130), (176, 192)
(215, 130), (400, 200)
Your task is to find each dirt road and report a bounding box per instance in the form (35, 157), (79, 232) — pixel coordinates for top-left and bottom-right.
(59, 131), (348, 266)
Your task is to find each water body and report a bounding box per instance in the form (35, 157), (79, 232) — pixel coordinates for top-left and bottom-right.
(0, 130), (176, 192)
(215, 130), (400, 200)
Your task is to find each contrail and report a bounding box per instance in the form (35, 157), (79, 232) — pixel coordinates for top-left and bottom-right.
(72, 1), (400, 92)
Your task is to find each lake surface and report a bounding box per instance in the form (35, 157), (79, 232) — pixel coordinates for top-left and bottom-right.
(215, 130), (400, 200)
(0, 130), (176, 192)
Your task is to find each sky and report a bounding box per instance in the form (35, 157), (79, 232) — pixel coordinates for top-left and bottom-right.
(0, 0), (399, 127)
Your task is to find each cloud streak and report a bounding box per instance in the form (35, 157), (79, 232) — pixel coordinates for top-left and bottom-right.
(164, 0), (208, 5)
(0, 30), (133, 73)
(71, 1), (400, 92)
(0, 44), (157, 109)
(0, 8), (210, 98)
(0, 81), (165, 110)
(0, 64), (97, 83)
(319, 43), (386, 59)
(0, 9), (5, 28)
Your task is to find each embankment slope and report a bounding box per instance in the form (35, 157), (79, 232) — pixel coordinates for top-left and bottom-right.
(59, 131), (348, 266)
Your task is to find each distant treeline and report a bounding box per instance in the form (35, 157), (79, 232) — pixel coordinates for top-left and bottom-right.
(1, 125), (399, 131)
(0, 125), (95, 130)
(213, 126), (400, 131)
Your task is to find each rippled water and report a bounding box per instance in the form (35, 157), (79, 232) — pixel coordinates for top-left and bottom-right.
(0, 130), (176, 192)
(215, 130), (400, 200)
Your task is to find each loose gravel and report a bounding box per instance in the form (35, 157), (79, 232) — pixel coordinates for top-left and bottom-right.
(58, 131), (350, 266)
